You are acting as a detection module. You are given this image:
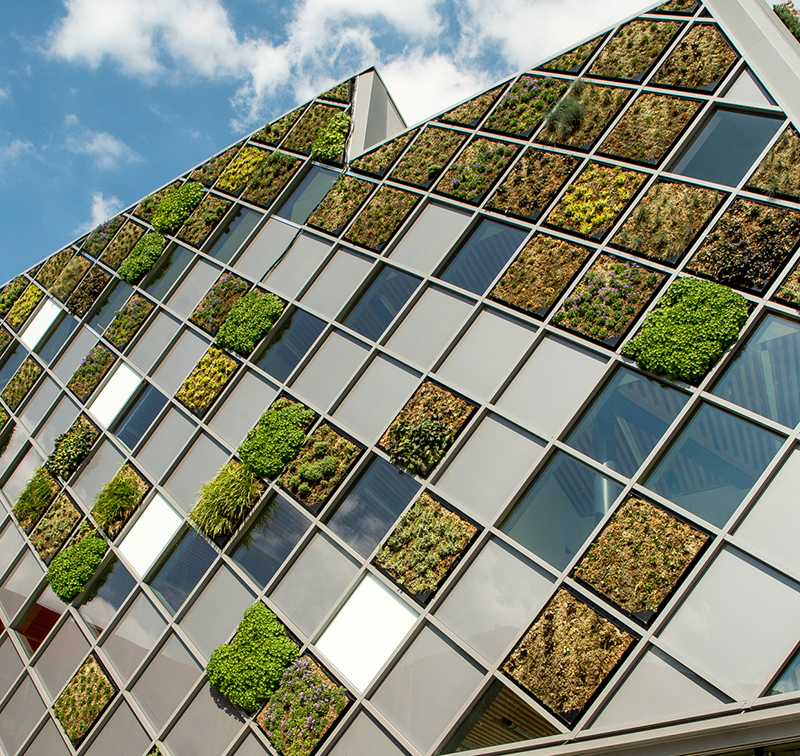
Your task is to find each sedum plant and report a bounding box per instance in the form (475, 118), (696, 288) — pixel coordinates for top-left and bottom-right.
(2, 357), (42, 409)
(54, 655), (115, 742)
(104, 294), (153, 347)
(6, 284), (43, 329)
(215, 290), (284, 355)
(175, 347), (239, 415)
(30, 493), (82, 562)
(46, 522), (107, 602)
(46, 416), (99, 480)
(0, 276), (28, 318)
(217, 146), (267, 193)
(67, 344), (114, 401)
(151, 181), (205, 233)
(118, 232), (166, 284)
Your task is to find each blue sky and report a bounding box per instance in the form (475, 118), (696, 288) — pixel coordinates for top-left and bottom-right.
(0, 0), (648, 285)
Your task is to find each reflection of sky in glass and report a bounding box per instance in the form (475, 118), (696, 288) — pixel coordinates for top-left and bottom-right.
(102, 593), (167, 682)
(79, 557), (137, 636)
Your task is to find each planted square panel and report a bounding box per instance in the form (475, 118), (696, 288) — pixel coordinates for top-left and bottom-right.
(53, 654), (116, 745)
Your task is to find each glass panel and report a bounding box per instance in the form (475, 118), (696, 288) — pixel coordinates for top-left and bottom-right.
(88, 363), (142, 429)
(167, 260), (221, 318)
(149, 529), (216, 614)
(256, 308), (325, 383)
(723, 68), (775, 108)
(19, 377), (60, 432)
(0, 550), (44, 620)
(277, 166), (339, 225)
(102, 593), (166, 681)
(439, 219), (527, 295)
(88, 279), (134, 334)
(301, 249), (373, 319)
(567, 367), (689, 478)
(53, 328), (96, 384)
(371, 625), (484, 753)
(270, 532), (359, 637)
(164, 683), (244, 756)
(128, 310), (181, 374)
(436, 539), (554, 663)
(232, 734), (272, 756)
(119, 494), (183, 579)
(0, 343), (26, 393)
(206, 207), (261, 263)
(342, 266), (420, 341)
(327, 456), (419, 557)
(78, 557), (136, 637)
(645, 403), (783, 528)
(263, 233), (331, 300)
(0, 675), (44, 756)
(131, 633), (202, 731)
(232, 494), (311, 588)
(0, 637), (23, 700)
(0, 430), (27, 479)
(330, 712), (409, 756)
(164, 433), (229, 513)
(672, 108), (783, 187)
(136, 407), (197, 482)
(501, 452), (624, 572)
(34, 396), (79, 455)
(33, 616), (89, 699)
(144, 245), (193, 300)
(37, 312), (78, 365)
(72, 440), (125, 507)
(21, 300), (62, 351)
(22, 717), (70, 756)
(713, 314), (800, 427)
(152, 329), (209, 394)
(16, 586), (65, 655)
(114, 384), (167, 451)
(82, 701), (149, 756)
(208, 371), (278, 449)
(0, 521), (25, 581)
(233, 217), (297, 281)
(3, 447), (44, 509)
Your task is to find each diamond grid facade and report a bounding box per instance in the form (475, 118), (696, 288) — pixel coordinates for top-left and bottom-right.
(4, 0), (800, 755)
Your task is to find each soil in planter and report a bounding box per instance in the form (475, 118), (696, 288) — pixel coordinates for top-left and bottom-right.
(190, 272), (250, 335)
(280, 424), (360, 508)
(574, 496), (707, 619)
(0, 277), (27, 318)
(487, 149), (578, 219)
(777, 260), (800, 305)
(553, 255), (664, 343)
(241, 152), (301, 208)
(484, 75), (567, 136)
(176, 347), (238, 415)
(36, 248), (75, 289)
(6, 284), (44, 330)
(546, 162), (645, 238)
(380, 381), (473, 476)
(589, 19), (680, 80)
(217, 146), (268, 194)
(2, 357), (42, 410)
(503, 589), (634, 719)
(350, 128), (419, 176)
(134, 181), (181, 222)
(251, 105), (306, 146)
(390, 127), (467, 187)
(83, 216), (124, 259)
(13, 467), (60, 531)
(66, 266), (111, 316)
(344, 186), (418, 250)
(747, 127), (800, 201)
(283, 103), (343, 154)
(91, 464), (149, 539)
(440, 85), (506, 127)
(688, 198), (800, 291)
(491, 234), (592, 315)
(652, 24), (736, 89)
(435, 138), (518, 202)
(612, 181), (722, 263)
(99, 222), (146, 269)
(375, 492), (477, 596)
(50, 256), (91, 301)
(67, 344), (115, 401)
(599, 93), (700, 164)
(191, 144), (241, 186)
(307, 175), (372, 233)
(538, 35), (604, 73)
(104, 294), (153, 348)
(657, 0), (697, 12)
(538, 81), (628, 149)
(54, 655), (115, 743)
(177, 195), (232, 248)
(320, 79), (351, 103)
(30, 493), (82, 562)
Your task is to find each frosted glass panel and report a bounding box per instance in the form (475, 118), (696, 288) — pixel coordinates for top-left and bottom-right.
(88, 362), (142, 428)
(20, 300), (61, 351)
(119, 494), (183, 578)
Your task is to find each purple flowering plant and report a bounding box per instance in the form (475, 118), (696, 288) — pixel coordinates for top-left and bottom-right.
(84, 216), (124, 258)
(485, 75), (567, 135)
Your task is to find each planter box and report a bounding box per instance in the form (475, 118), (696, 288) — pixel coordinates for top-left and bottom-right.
(306, 175), (373, 236)
(189, 272), (250, 337)
(434, 138), (518, 204)
(191, 143), (242, 186)
(746, 126), (800, 202)
(13, 466), (60, 532)
(67, 344), (115, 401)
(319, 78), (352, 103)
(36, 247), (75, 289)
(83, 215), (124, 259)
(241, 152), (302, 209)
(282, 103), (345, 155)
(656, 0), (698, 15)
(50, 255), (91, 302)
(651, 24), (737, 91)
(537, 34), (605, 74)
(2, 356), (42, 410)
(66, 265), (111, 317)
(46, 415), (100, 481)
(5, 284), (44, 331)
(99, 221), (146, 270)
(177, 195), (232, 248)
(390, 126), (468, 188)
(29, 492), (82, 563)
(350, 128), (419, 178)
(484, 75), (568, 138)
(0, 277), (28, 318)
(104, 294), (154, 349)
(216, 146), (269, 196)
(91, 463), (150, 540)
(134, 181), (181, 222)
(439, 84), (506, 128)
(54, 654), (117, 746)
(344, 186), (419, 251)
(251, 105), (306, 147)
(175, 346), (239, 417)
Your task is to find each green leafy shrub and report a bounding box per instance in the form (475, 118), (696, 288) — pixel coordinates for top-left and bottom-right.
(217, 146), (267, 193)
(251, 106), (305, 146)
(67, 344), (114, 400)
(6, 284), (43, 329)
(175, 347), (238, 414)
(307, 175), (371, 232)
(99, 222), (146, 269)
(178, 195), (232, 247)
(436, 138), (517, 201)
(0, 276), (28, 317)
(66, 266), (111, 316)
(83, 216), (124, 258)
(135, 181), (180, 221)
(350, 128), (418, 176)
(776, 2), (800, 41)
(118, 232), (166, 284)
(238, 398), (314, 479)
(151, 181), (205, 233)
(104, 294), (153, 347)
(46, 416), (99, 480)
(391, 127), (467, 186)
(216, 290), (284, 355)
(54, 655), (115, 742)
(91, 464), (149, 539)
(2, 356), (42, 409)
(190, 460), (265, 538)
(311, 112), (351, 161)
(485, 75), (567, 135)
(13, 466), (59, 530)
(345, 186), (418, 250)
(622, 277), (748, 383)
(205, 602), (298, 713)
(241, 152), (301, 207)
(30, 493), (82, 562)
(190, 272), (249, 334)
(46, 522), (107, 602)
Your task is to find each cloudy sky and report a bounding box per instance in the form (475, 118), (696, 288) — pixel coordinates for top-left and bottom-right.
(0, 0), (650, 284)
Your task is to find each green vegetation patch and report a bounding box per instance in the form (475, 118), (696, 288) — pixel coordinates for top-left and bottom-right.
(280, 424), (360, 508)
(491, 234), (591, 315)
(91, 464), (149, 539)
(657, 0), (697, 11)
(67, 344), (114, 401)
(652, 24), (736, 89)
(6, 284), (44, 330)
(553, 255), (664, 342)
(622, 276), (748, 383)
(217, 146), (267, 194)
(251, 106), (305, 147)
(0, 330), (10, 358)
(345, 186), (418, 250)
(118, 232), (166, 284)
(747, 127), (800, 200)
(36, 248), (74, 289)
(775, 2), (800, 42)
(350, 128), (418, 176)
(134, 181), (181, 222)
(539, 35), (604, 73)
(51, 255), (90, 301)
(191, 460), (265, 538)
(66, 266), (111, 316)
(104, 294), (153, 348)
(177, 195), (232, 248)
(574, 496), (707, 618)
(547, 162), (644, 238)
(13, 466), (59, 531)
(151, 181), (205, 233)
(258, 657), (348, 756)
(485, 75), (567, 136)
(778, 261), (800, 305)
(380, 381), (472, 476)
(99, 222), (146, 269)
(238, 397), (315, 479)
(436, 138), (517, 202)
(689, 198), (800, 290)
(320, 79), (351, 102)
(46, 522), (108, 602)
(46, 416), (99, 480)
(441, 85), (506, 126)
(283, 103), (344, 155)
(30, 492), (81, 562)
(206, 602), (299, 713)
(503, 589), (634, 717)
(191, 144), (240, 185)
(190, 272), (249, 335)
(600, 93), (700, 164)
(612, 181), (722, 263)
(307, 175), (372, 233)
(0, 276), (27, 318)
(216, 290), (284, 355)
(390, 127), (467, 186)
(376, 492), (477, 596)
(175, 346), (238, 415)
(54, 655), (115, 742)
(590, 19), (680, 80)
(311, 112), (351, 161)
(241, 152), (301, 208)
(2, 356), (42, 409)
(83, 216), (124, 259)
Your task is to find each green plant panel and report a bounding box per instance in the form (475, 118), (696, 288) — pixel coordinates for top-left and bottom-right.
(151, 181), (205, 234)
(30, 492), (82, 562)
(589, 19), (680, 80)
(485, 75), (567, 136)
(241, 152), (301, 208)
(0, 276), (27, 318)
(99, 222), (146, 270)
(6, 284), (43, 329)
(2, 356), (42, 409)
(311, 112), (351, 161)
(391, 126), (467, 187)
(175, 347), (239, 415)
(215, 290), (284, 356)
(53, 655), (115, 742)
(436, 138), (517, 202)
(104, 294), (154, 347)
(67, 266), (111, 316)
(67, 344), (115, 401)
(46, 522), (108, 602)
(46, 416), (99, 480)
(350, 128), (418, 176)
(652, 24), (737, 90)
(118, 232), (166, 284)
(177, 195), (232, 248)
(344, 186), (418, 250)
(83, 216), (124, 259)
(252, 105), (305, 146)
(217, 146), (268, 194)
(538, 35), (604, 73)
(320, 79), (351, 102)
(190, 272), (249, 335)
(441, 85), (506, 126)
(190, 144), (241, 185)
(190, 460), (265, 538)
(13, 466), (59, 531)
(91, 464), (149, 539)
(307, 175), (372, 233)
(134, 181), (181, 222)
(283, 103), (343, 155)
(36, 248), (74, 289)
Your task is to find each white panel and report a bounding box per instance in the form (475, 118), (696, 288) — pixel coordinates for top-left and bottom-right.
(119, 494), (183, 579)
(88, 363), (142, 428)
(20, 300), (61, 351)
(316, 574), (417, 692)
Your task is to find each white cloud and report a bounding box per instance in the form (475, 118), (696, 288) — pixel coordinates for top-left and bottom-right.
(0, 139), (35, 174)
(64, 114), (142, 169)
(73, 191), (124, 234)
(0, 86), (9, 101)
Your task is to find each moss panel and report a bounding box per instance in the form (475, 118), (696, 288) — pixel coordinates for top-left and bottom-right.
(350, 128), (418, 177)
(652, 24), (736, 90)
(283, 103), (343, 155)
(589, 19), (681, 80)
(440, 85), (506, 127)
(54, 655), (115, 743)
(251, 105), (306, 147)
(747, 127), (800, 202)
(344, 186), (419, 251)
(435, 139), (518, 203)
(538, 34), (604, 73)
(307, 175), (373, 234)
(484, 75), (567, 137)
(390, 127), (467, 187)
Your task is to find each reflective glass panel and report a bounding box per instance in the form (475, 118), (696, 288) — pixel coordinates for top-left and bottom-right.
(206, 207), (261, 263)
(0, 550), (44, 620)
(165, 683), (244, 756)
(208, 371), (278, 449)
(113, 383), (167, 450)
(78, 557), (137, 637)
(88, 279), (134, 334)
(256, 308), (325, 383)
(0, 674), (44, 756)
(329, 712), (408, 756)
(277, 166), (339, 225)
(0, 638), (23, 700)
(149, 529), (216, 614)
(83, 701), (149, 756)
(21, 716), (70, 756)
(144, 245), (193, 300)
(33, 616), (89, 699)
(102, 593), (166, 681)
(16, 586), (65, 655)
(137, 407), (197, 481)
(0, 343), (26, 393)
(0, 521), (25, 580)
(37, 312), (78, 365)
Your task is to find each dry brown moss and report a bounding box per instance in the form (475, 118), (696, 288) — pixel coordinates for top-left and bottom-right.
(440, 85), (505, 126)
(539, 35), (604, 73)
(283, 103), (343, 154)
(67, 266), (111, 316)
(54, 656), (115, 743)
(252, 105), (306, 146)
(51, 256), (90, 300)
(747, 127), (800, 200)
(390, 127), (467, 187)
(30, 493), (81, 562)
(652, 24), (736, 89)
(778, 262), (800, 305)
(589, 19), (680, 80)
(574, 497), (707, 617)
(657, 0), (697, 12)
(345, 186), (418, 250)
(177, 195), (232, 248)
(307, 175), (372, 233)
(36, 248), (74, 289)
(350, 129), (418, 176)
(503, 590), (634, 717)
(100, 222), (146, 269)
